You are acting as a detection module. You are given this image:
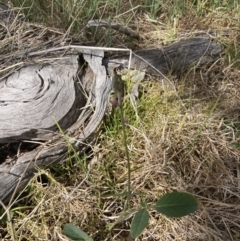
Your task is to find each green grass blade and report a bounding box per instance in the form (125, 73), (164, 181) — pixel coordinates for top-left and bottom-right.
(0, 208), (14, 224)
(130, 208), (149, 239)
(63, 223), (93, 241)
(155, 192), (198, 217)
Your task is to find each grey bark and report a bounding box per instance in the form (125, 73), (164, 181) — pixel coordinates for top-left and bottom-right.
(107, 37), (221, 76)
(0, 49), (112, 203)
(0, 34), (222, 203)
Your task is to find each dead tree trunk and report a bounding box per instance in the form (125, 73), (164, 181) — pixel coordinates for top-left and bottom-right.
(107, 37), (221, 76)
(0, 4), (222, 203)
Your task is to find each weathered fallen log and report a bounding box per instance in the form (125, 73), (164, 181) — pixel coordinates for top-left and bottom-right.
(0, 56), (85, 143)
(0, 48), (112, 203)
(107, 37), (221, 76)
(0, 5), (223, 203)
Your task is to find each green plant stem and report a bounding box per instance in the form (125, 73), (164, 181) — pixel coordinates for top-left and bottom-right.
(119, 101), (131, 210)
(112, 67), (131, 209)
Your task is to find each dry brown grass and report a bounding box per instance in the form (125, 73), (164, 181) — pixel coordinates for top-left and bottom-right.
(1, 1), (240, 241)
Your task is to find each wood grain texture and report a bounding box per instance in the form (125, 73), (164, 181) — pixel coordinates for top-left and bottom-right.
(0, 35), (222, 203)
(108, 37), (222, 76)
(0, 50), (112, 203)
(0, 56), (84, 143)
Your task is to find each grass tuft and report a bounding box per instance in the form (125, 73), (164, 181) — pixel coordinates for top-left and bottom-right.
(1, 0), (240, 240)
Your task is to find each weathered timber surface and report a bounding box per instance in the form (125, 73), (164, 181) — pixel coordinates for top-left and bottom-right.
(0, 49), (112, 203)
(0, 56), (86, 143)
(108, 37), (222, 76)
(0, 5), (222, 203)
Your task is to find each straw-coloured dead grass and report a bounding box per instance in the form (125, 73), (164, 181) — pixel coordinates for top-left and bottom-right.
(1, 1), (240, 241)
(4, 71), (240, 240)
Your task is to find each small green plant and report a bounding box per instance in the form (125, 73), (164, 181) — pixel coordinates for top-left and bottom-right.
(131, 192), (198, 238)
(63, 192), (197, 240)
(63, 223), (93, 241)
(63, 71), (198, 240)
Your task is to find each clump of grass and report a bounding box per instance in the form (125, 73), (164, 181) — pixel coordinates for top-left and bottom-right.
(1, 0), (240, 240)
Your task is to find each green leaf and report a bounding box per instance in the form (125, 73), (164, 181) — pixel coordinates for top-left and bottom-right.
(155, 192), (198, 217)
(63, 223), (93, 241)
(0, 209), (14, 224)
(130, 208), (149, 239)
